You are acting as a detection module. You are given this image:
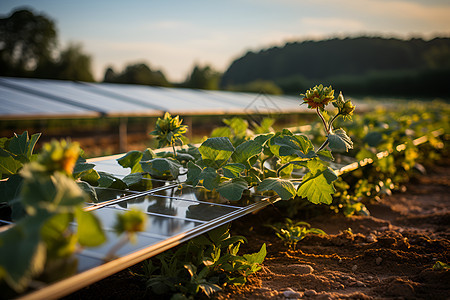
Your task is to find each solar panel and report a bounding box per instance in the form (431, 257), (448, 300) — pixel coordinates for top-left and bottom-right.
(0, 77), (159, 116)
(14, 154), (278, 299)
(0, 77), (318, 120)
(0, 84), (95, 118)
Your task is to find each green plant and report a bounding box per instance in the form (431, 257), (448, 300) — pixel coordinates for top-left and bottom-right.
(142, 225), (266, 298)
(150, 112), (188, 155)
(0, 137), (148, 294)
(432, 261), (450, 271)
(267, 219), (326, 249)
(0, 139), (106, 292)
(287, 100), (449, 217)
(104, 208), (147, 261)
(114, 85), (355, 205)
(184, 84), (354, 204)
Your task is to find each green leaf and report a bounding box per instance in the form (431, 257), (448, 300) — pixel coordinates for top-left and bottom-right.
(328, 128), (353, 152)
(211, 126), (231, 138)
(40, 213), (75, 259)
(198, 167), (220, 190)
(297, 159), (338, 204)
(8, 132), (28, 159)
(269, 131), (315, 160)
(75, 208), (106, 247)
(26, 133), (41, 160)
(97, 172), (127, 190)
(231, 140), (263, 168)
(198, 282), (222, 297)
(253, 133), (275, 146)
(0, 212), (52, 292)
(222, 163), (246, 178)
(199, 137), (235, 168)
(142, 148), (156, 161)
(0, 174), (23, 205)
(216, 178), (248, 201)
(20, 169), (86, 211)
(79, 168), (100, 185)
(73, 159), (96, 179)
(0, 155), (22, 179)
(223, 117), (248, 138)
(257, 178), (296, 200)
(208, 225), (230, 244)
(128, 173), (155, 191)
(317, 150), (334, 162)
(51, 172), (88, 207)
(186, 161), (202, 186)
(140, 157), (181, 180)
(77, 181), (98, 203)
(243, 243), (266, 265)
(117, 150), (144, 173)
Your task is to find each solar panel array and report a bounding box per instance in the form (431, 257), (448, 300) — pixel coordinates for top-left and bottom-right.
(15, 154), (279, 299)
(0, 77), (310, 120)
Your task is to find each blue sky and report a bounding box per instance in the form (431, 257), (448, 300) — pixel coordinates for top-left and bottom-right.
(1, 0), (449, 82)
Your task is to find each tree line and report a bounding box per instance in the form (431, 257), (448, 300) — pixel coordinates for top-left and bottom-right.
(1, 8), (449, 97)
(221, 37), (450, 97)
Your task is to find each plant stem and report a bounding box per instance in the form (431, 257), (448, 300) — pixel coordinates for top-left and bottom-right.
(172, 143), (177, 157)
(104, 234), (129, 262)
(316, 108), (329, 134)
(316, 139), (329, 152)
(328, 113), (341, 132)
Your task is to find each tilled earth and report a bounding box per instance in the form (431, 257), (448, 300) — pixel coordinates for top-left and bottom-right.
(66, 159), (450, 300)
(213, 161), (450, 300)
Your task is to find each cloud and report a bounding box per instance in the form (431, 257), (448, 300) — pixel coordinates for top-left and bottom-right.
(334, 0), (450, 29)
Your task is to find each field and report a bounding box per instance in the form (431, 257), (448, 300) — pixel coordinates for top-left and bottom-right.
(1, 90), (449, 299)
(64, 154), (449, 299)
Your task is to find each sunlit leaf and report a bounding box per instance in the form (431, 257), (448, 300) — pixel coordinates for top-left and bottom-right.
(243, 243), (266, 265)
(269, 130), (315, 160)
(73, 158), (96, 179)
(117, 150), (144, 173)
(222, 163), (246, 178)
(230, 140), (262, 168)
(317, 150), (334, 162)
(257, 178), (296, 200)
(0, 155), (22, 179)
(199, 137), (235, 168)
(297, 159), (338, 204)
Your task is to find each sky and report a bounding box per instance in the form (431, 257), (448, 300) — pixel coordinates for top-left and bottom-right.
(1, 0), (450, 82)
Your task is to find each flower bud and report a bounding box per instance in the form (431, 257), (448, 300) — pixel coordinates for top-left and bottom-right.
(341, 100), (355, 117)
(301, 84), (334, 109)
(38, 140), (80, 174)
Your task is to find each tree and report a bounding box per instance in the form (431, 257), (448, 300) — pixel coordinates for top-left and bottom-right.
(184, 64), (221, 90)
(0, 8), (57, 76)
(103, 63), (171, 87)
(52, 43), (95, 82)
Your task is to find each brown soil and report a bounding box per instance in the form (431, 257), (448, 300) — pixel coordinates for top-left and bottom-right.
(66, 159), (450, 300)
